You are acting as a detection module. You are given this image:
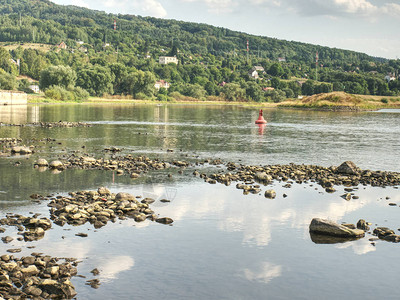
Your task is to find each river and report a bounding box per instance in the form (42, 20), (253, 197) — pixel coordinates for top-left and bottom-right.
(0, 103), (399, 299)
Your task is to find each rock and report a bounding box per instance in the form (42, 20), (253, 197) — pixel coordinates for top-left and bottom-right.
(39, 279), (77, 299)
(90, 268), (100, 276)
(325, 187), (336, 193)
(381, 234), (400, 243)
(264, 189), (276, 199)
(23, 217), (52, 230)
(23, 286), (42, 297)
(130, 173), (140, 179)
(156, 217), (174, 225)
(75, 233), (88, 238)
(21, 265), (39, 276)
(356, 219), (370, 231)
(24, 227), (45, 241)
(49, 160), (64, 169)
(1, 236), (13, 244)
(141, 198), (155, 204)
(373, 227), (395, 237)
(7, 248), (21, 253)
(309, 218), (365, 238)
(115, 192), (135, 201)
(98, 187), (110, 195)
(255, 172), (272, 182)
(35, 158), (49, 166)
(336, 161), (359, 175)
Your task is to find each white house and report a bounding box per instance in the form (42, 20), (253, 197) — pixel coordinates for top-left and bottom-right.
(155, 80), (170, 90)
(248, 66), (265, 79)
(29, 85), (40, 94)
(159, 56), (178, 65)
(385, 74), (396, 82)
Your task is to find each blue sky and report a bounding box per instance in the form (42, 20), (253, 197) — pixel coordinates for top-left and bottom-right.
(51, 0), (400, 59)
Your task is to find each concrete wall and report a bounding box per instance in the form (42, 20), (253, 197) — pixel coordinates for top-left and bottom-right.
(0, 91), (27, 105)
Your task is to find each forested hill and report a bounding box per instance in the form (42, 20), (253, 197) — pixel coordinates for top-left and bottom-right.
(0, 0), (379, 65)
(0, 0), (399, 102)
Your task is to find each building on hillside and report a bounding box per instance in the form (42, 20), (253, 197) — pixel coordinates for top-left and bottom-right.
(248, 66), (265, 79)
(78, 46), (88, 53)
(278, 57), (286, 62)
(385, 73), (396, 82)
(28, 85), (40, 94)
(58, 42), (67, 50)
(154, 80), (170, 90)
(263, 87), (275, 91)
(159, 56), (178, 65)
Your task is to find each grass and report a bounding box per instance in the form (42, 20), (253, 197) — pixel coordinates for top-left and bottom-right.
(279, 92), (400, 111)
(1, 42), (53, 52)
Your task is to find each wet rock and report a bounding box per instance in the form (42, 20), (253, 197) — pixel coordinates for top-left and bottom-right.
(86, 278), (100, 288)
(39, 278), (77, 298)
(156, 217), (174, 225)
(7, 248), (21, 253)
(255, 172), (272, 182)
(75, 233), (88, 238)
(24, 227), (45, 241)
(336, 161), (359, 175)
(373, 227), (395, 238)
(49, 160), (64, 170)
(115, 192), (135, 201)
(381, 234), (400, 243)
(21, 265), (39, 276)
(141, 198), (155, 204)
(264, 190), (276, 199)
(98, 187), (111, 196)
(356, 219), (370, 231)
(35, 158), (49, 166)
(130, 173), (140, 179)
(325, 187), (336, 193)
(309, 218), (365, 238)
(90, 268), (100, 276)
(1, 236), (13, 244)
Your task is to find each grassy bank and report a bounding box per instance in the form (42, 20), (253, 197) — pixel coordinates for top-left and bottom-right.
(28, 92), (400, 111)
(279, 92), (400, 111)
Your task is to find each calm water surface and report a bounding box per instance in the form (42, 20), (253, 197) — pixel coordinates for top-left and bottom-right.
(0, 104), (399, 300)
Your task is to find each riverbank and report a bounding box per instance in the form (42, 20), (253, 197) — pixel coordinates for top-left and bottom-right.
(27, 92), (400, 111)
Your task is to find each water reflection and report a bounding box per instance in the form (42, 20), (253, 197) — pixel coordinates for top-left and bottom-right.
(243, 262), (282, 284)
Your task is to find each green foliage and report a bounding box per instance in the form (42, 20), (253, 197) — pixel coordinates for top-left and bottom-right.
(76, 65), (114, 96)
(44, 85), (75, 101)
(222, 83), (245, 101)
(40, 65), (76, 90)
(0, 71), (17, 90)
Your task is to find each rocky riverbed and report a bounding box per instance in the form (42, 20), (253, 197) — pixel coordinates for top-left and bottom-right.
(0, 186), (173, 299)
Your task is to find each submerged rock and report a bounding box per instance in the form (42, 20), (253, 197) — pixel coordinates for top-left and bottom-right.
(309, 218), (365, 238)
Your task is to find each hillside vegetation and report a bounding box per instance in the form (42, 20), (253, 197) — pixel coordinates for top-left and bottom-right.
(0, 0), (399, 104)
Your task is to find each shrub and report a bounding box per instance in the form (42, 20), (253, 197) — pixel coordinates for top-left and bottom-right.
(381, 98), (388, 104)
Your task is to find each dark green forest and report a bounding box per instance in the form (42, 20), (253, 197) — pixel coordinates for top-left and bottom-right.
(0, 0), (399, 102)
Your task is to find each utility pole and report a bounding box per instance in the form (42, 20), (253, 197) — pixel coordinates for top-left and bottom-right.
(315, 51), (318, 80)
(246, 39), (249, 64)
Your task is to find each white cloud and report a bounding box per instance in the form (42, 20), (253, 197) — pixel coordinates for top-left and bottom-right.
(243, 262), (282, 283)
(382, 3), (400, 18)
(71, 0), (90, 8)
(181, 0), (237, 14)
(101, 0), (167, 17)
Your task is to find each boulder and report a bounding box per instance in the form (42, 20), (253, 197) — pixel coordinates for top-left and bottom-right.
(255, 172), (272, 182)
(115, 192), (135, 201)
(98, 187), (110, 196)
(336, 161), (359, 175)
(49, 160), (64, 169)
(156, 217), (174, 225)
(357, 219), (370, 231)
(39, 279), (77, 299)
(309, 218), (365, 238)
(264, 189), (276, 199)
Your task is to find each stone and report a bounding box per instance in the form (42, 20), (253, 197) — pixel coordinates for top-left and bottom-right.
(7, 248), (21, 253)
(336, 161), (359, 175)
(356, 219), (370, 231)
(97, 187), (110, 196)
(35, 158), (49, 166)
(23, 286), (42, 297)
(264, 189), (276, 199)
(381, 234), (400, 243)
(115, 192), (135, 201)
(24, 227), (45, 241)
(255, 172), (272, 182)
(39, 279), (77, 298)
(49, 160), (64, 169)
(373, 227), (395, 237)
(1, 236), (13, 244)
(309, 218), (365, 238)
(156, 217), (174, 225)
(130, 173), (140, 179)
(21, 265), (39, 276)
(75, 233), (88, 238)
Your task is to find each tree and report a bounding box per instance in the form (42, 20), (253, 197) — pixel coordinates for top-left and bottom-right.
(222, 83), (245, 101)
(40, 65), (76, 90)
(268, 63), (284, 77)
(122, 70), (155, 98)
(76, 65), (114, 96)
(302, 80), (316, 96)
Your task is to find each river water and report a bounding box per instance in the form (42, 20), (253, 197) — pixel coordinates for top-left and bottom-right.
(0, 104), (399, 299)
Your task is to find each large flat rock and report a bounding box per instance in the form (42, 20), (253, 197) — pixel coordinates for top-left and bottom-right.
(309, 218), (365, 238)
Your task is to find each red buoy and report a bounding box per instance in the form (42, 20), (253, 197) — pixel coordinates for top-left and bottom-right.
(255, 109), (267, 124)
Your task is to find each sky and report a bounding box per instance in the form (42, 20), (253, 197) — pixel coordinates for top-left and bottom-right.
(50, 0), (400, 59)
